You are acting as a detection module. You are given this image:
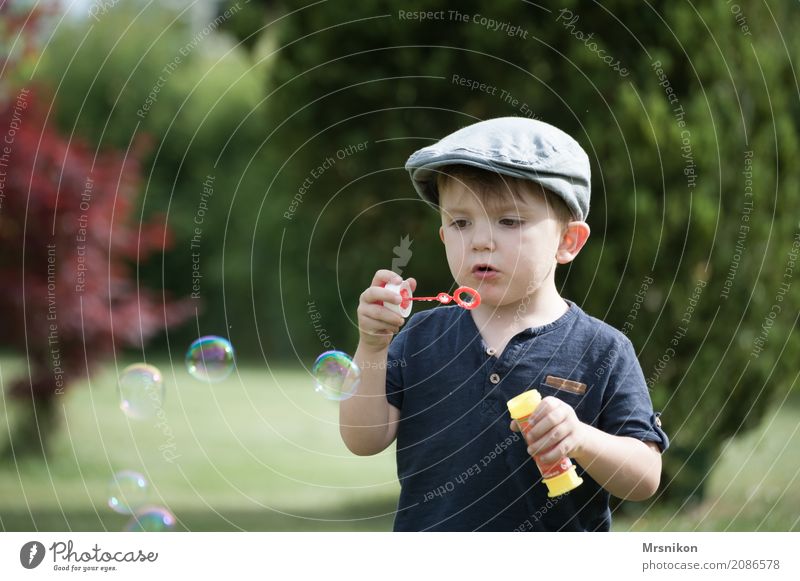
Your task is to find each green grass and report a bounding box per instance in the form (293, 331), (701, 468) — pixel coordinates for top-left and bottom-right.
(0, 359), (399, 531)
(615, 393), (800, 531)
(1, 358), (798, 531)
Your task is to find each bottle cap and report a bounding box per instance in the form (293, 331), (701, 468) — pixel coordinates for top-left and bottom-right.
(384, 280), (413, 318)
(543, 466), (584, 497)
(506, 389), (542, 420)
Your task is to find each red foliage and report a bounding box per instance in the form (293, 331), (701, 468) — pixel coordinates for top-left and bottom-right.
(0, 89), (193, 401)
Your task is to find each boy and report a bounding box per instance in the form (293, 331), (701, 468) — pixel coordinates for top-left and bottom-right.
(340, 117), (668, 531)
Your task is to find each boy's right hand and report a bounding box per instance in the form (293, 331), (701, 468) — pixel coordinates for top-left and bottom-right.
(357, 270), (417, 352)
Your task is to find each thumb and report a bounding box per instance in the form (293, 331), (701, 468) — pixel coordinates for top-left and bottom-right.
(509, 420), (520, 432)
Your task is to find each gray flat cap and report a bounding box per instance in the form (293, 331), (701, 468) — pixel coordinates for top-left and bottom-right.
(405, 117), (591, 221)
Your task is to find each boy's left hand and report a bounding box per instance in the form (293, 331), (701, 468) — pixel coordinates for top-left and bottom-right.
(509, 397), (587, 465)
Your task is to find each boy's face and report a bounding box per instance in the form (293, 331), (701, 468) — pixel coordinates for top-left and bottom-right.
(438, 180), (570, 309)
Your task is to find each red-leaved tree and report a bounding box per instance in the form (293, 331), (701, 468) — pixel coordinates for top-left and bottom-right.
(0, 89), (193, 458)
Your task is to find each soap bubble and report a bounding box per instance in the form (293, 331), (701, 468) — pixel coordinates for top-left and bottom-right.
(119, 364), (164, 420)
(123, 506), (176, 532)
(312, 351), (361, 401)
(185, 336), (235, 382)
(108, 470), (149, 515)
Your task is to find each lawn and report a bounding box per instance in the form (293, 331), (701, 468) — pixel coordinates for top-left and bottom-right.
(0, 358), (399, 531)
(1, 358), (797, 531)
(616, 390), (800, 532)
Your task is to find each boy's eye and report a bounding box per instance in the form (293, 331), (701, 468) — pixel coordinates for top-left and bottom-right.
(451, 219), (469, 228)
(499, 218), (523, 227)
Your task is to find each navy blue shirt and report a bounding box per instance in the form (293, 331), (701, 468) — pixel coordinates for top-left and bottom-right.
(385, 300), (668, 532)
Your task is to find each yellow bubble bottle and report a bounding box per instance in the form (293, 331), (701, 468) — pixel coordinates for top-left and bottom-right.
(507, 389), (583, 497)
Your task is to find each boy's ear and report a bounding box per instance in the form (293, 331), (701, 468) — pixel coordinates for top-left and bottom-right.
(439, 226), (445, 244)
(556, 221), (590, 264)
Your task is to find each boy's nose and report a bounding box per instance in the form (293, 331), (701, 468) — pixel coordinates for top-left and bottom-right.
(471, 224), (495, 251)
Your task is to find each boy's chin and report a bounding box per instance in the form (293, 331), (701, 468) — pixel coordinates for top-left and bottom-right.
(467, 287), (522, 308)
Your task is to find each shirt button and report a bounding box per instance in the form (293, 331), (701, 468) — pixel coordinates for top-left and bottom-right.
(489, 373), (501, 384)
(486, 348), (496, 356)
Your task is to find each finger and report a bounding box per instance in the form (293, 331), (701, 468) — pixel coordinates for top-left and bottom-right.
(371, 269), (403, 287)
(359, 304), (405, 327)
(359, 323), (400, 343)
(407, 277), (417, 292)
(366, 328), (398, 338)
(361, 320), (400, 338)
(361, 286), (404, 306)
(531, 396), (561, 422)
(526, 404), (570, 442)
(509, 420), (520, 432)
(523, 411), (563, 444)
(537, 436), (577, 465)
(527, 424), (565, 457)
(362, 287), (404, 305)
(360, 309), (402, 329)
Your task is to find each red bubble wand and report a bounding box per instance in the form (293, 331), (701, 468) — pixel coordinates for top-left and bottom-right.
(408, 287), (481, 310)
(385, 282), (481, 316)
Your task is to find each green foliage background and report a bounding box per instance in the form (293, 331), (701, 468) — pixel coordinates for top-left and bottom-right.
(36, 0), (799, 505)
(36, 2), (271, 356)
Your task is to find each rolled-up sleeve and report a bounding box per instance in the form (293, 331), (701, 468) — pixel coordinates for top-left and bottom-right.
(599, 338), (669, 452)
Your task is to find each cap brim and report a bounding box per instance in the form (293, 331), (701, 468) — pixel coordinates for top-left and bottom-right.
(408, 156), (587, 221)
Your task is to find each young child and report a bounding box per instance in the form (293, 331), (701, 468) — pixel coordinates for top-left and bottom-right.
(340, 117), (668, 531)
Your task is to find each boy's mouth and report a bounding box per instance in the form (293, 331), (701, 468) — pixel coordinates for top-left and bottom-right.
(471, 264), (499, 279)
(472, 264), (497, 273)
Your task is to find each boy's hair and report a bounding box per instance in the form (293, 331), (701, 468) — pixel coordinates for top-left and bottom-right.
(435, 165), (574, 229)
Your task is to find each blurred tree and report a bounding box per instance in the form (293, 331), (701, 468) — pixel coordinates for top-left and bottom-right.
(0, 89), (193, 458)
(0, 0), (60, 95)
(35, 0), (270, 356)
(264, 0), (800, 507)
(215, 0), (278, 53)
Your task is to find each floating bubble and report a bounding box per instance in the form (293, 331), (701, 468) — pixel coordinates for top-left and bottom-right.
(108, 470), (149, 515)
(119, 363), (164, 420)
(312, 351), (361, 401)
(123, 506), (176, 532)
(185, 336), (235, 382)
